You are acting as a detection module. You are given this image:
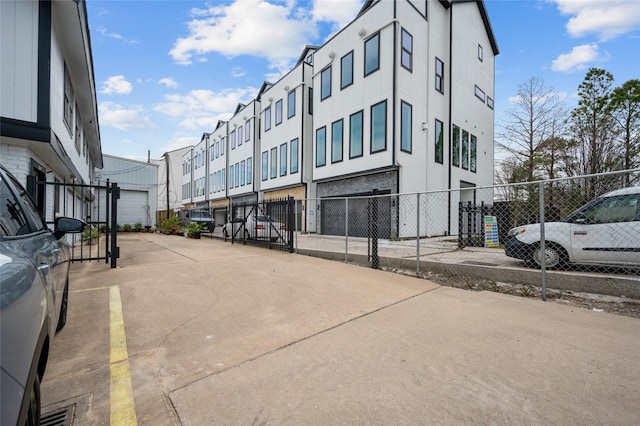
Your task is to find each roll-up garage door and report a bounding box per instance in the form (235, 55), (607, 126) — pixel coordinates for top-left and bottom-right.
(118, 190), (148, 225)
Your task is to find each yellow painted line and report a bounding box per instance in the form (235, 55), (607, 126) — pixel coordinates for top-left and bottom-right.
(71, 285), (113, 294)
(109, 285), (137, 426)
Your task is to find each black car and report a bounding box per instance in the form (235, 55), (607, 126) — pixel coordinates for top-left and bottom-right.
(0, 166), (85, 425)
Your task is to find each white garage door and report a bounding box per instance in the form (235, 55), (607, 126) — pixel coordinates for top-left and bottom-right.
(118, 190), (148, 225)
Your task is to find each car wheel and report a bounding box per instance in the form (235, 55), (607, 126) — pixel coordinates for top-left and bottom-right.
(26, 374), (41, 426)
(56, 280), (69, 333)
(531, 242), (566, 269)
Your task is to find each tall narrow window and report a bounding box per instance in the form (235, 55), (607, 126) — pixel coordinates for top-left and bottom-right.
(290, 138), (299, 174)
(478, 44), (483, 62)
(370, 100), (387, 153)
(222, 169), (225, 190)
(247, 158), (253, 184)
(245, 121), (251, 141)
(435, 58), (444, 94)
(341, 51), (354, 89)
(365, 33), (380, 76)
(435, 119), (444, 164)
(230, 164), (235, 187)
(400, 101), (412, 153)
(309, 87), (313, 114)
(316, 127), (326, 167)
(235, 162), (240, 187)
(240, 160), (246, 186)
(321, 66), (332, 100)
(331, 119), (344, 163)
(237, 125), (243, 146)
(280, 143), (288, 176)
(275, 99), (283, 125)
(231, 130), (236, 149)
(74, 104), (81, 154)
(265, 107), (272, 131)
(262, 151), (268, 181)
(462, 129), (469, 170)
(63, 64), (74, 131)
(401, 28), (413, 71)
(349, 110), (363, 159)
(270, 147), (278, 178)
(452, 124), (460, 167)
(470, 134), (477, 173)
(287, 90), (296, 118)
(220, 138), (225, 155)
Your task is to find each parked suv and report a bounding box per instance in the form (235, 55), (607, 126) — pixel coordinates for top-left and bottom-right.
(505, 186), (640, 268)
(0, 166), (85, 425)
(222, 215), (286, 242)
(178, 209), (215, 232)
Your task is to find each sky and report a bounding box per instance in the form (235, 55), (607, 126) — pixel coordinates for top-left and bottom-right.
(85, 0), (640, 161)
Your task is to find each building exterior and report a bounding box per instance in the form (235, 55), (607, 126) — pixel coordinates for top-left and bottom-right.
(96, 155), (158, 227)
(152, 146), (191, 224)
(1, 0), (102, 221)
(180, 0), (498, 237)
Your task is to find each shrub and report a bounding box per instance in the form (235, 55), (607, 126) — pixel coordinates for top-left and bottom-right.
(186, 222), (205, 238)
(134, 222), (143, 232)
(160, 216), (181, 235)
(122, 223), (132, 232)
(82, 225), (99, 243)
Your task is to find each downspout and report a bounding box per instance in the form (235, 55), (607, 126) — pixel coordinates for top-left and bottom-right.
(165, 154), (170, 219)
(447, 3), (453, 236)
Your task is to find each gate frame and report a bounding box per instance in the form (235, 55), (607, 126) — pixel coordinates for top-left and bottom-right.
(28, 177), (120, 268)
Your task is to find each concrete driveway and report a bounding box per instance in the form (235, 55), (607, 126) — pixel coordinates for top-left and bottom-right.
(41, 233), (640, 425)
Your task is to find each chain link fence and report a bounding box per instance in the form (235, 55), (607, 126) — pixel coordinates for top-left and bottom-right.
(294, 169), (640, 298)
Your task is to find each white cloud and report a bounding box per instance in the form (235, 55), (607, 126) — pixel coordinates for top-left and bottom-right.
(159, 137), (201, 153)
(154, 87), (257, 129)
(100, 75), (133, 95)
(231, 67), (246, 78)
(97, 25), (139, 44)
(99, 102), (155, 130)
(159, 77), (178, 89)
(549, 0), (640, 41)
(551, 44), (606, 72)
(169, 0), (363, 75)
(312, 0), (362, 31)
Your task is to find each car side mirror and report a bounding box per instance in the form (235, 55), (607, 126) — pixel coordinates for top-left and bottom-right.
(54, 217), (87, 239)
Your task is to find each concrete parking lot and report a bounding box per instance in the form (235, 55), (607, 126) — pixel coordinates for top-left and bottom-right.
(41, 233), (640, 425)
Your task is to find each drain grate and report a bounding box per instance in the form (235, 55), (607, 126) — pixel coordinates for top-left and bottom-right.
(41, 404), (75, 426)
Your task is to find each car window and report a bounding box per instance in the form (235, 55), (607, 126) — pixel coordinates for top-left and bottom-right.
(7, 174), (46, 232)
(587, 194), (639, 224)
(0, 175), (33, 236)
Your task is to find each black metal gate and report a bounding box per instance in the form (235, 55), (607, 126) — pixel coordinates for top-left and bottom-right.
(28, 177), (120, 267)
(226, 197), (294, 252)
(458, 201), (495, 248)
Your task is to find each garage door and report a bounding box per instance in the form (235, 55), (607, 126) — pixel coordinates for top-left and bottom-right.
(118, 190), (148, 225)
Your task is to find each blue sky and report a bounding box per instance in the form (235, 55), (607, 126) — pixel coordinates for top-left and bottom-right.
(86, 0), (640, 161)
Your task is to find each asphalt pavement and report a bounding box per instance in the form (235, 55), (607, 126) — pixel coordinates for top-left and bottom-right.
(41, 232), (640, 425)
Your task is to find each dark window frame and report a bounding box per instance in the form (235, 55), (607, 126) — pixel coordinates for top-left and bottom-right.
(349, 110), (364, 159)
(370, 100), (387, 154)
(321, 66), (332, 101)
(275, 99), (283, 125)
(341, 50), (354, 89)
(401, 28), (413, 71)
(435, 57), (444, 94)
(331, 119), (344, 164)
(316, 126), (327, 167)
(287, 90), (296, 118)
(364, 32), (380, 76)
(400, 100), (412, 153)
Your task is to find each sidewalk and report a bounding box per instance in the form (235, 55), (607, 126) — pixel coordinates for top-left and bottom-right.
(42, 233), (640, 424)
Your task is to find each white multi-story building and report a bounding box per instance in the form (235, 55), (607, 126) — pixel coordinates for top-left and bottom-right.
(1, 0), (102, 219)
(207, 120), (229, 226)
(259, 49), (317, 231)
(181, 0), (498, 237)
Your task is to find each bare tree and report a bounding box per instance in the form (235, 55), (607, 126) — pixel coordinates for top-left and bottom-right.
(497, 77), (568, 182)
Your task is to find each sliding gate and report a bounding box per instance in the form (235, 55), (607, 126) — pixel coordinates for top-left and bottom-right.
(27, 177), (120, 268)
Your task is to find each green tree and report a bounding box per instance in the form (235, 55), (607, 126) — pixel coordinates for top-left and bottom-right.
(609, 79), (640, 186)
(570, 68), (619, 196)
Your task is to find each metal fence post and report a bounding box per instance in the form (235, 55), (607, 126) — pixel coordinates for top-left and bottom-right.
(371, 190), (379, 269)
(345, 198), (349, 263)
(539, 182), (547, 301)
(416, 193), (420, 275)
(110, 182), (120, 268)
